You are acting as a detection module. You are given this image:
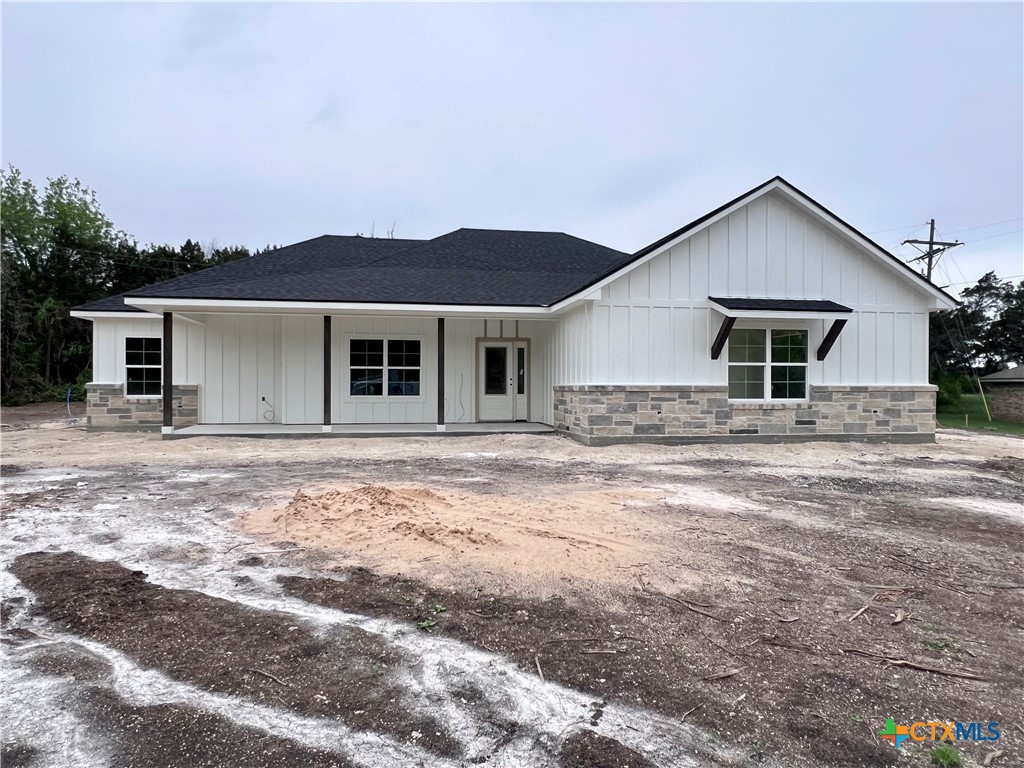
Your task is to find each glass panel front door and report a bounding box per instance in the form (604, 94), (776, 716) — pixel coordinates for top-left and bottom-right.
(479, 343), (514, 421)
(485, 346), (507, 396)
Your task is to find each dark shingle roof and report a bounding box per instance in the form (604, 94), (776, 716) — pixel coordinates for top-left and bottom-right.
(980, 367), (1024, 383)
(75, 230), (632, 310)
(73, 293), (144, 312)
(709, 297), (852, 313)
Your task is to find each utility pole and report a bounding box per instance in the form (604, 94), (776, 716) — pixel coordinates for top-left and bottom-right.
(902, 219), (961, 282)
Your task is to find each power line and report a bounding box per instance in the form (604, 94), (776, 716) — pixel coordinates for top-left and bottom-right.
(944, 274), (1023, 286)
(867, 222), (929, 235)
(964, 229), (1023, 245)
(944, 217), (1023, 236)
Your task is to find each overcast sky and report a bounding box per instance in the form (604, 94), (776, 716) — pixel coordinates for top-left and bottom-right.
(3, 2), (1021, 294)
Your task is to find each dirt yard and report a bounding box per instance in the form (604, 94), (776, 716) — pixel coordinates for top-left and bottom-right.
(1, 407), (1022, 768)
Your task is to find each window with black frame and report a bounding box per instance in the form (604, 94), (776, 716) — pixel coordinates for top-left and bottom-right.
(125, 337), (162, 396)
(350, 339), (421, 396)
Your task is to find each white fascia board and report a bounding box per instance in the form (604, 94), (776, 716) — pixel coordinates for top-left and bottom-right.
(70, 310), (159, 320)
(772, 187), (957, 309)
(125, 297), (557, 318)
(551, 178), (956, 312)
(717, 309), (853, 322)
(708, 300), (852, 322)
(547, 186), (768, 313)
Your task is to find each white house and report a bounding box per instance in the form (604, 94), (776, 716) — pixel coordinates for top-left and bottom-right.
(71, 177), (956, 444)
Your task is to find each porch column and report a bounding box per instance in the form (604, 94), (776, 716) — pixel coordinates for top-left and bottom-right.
(323, 315), (332, 430)
(162, 311), (173, 433)
(437, 317), (445, 431)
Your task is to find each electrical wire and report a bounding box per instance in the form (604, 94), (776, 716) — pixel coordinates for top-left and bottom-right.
(964, 229), (1024, 245)
(867, 223), (929, 235)
(943, 217), (1024, 236)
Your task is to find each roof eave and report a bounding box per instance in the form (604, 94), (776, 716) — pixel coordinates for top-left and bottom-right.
(123, 296), (560, 317)
(549, 177), (958, 312)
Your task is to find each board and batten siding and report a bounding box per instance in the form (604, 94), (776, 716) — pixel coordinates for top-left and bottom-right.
(200, 314), (342, 424)
(442, 318), (556, 425)
(576, 190), (931, 386)
(91, 316), (204, 388)
(91, 313), (558, 426)
(330, 316), (435, 424)
(203, 315), (281, 424)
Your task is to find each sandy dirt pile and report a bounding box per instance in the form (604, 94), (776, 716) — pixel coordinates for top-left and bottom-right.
(239, 482), (734, 597)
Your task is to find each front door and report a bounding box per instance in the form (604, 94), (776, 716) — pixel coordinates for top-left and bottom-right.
(479, 342), (514, 421)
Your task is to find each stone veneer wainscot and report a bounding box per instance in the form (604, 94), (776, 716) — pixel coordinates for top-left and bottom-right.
(553, 385), (937, 445)
(86, 383), (198, 431)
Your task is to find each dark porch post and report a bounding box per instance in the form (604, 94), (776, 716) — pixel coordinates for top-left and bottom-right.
(162, 311), (173, 430)
(437, 317), (445, 430)
(323, 315), (332, 427)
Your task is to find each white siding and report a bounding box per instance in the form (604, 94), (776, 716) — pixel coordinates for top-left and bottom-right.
(203, 315), (279, 423)
(518, 320), (555, 425)
(282, 316), (323, 424)
(332, 316), (435, 424)
(442, 317), (556, 425)
(92, 312), (557, 425)
(91, 316), (203, 386)
(579, 190), (932, 386)
(551, 304), (592, 387)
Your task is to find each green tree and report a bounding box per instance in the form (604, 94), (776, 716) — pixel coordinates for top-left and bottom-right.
(988, 280), (1024, 365)
(1, 166), (252, 404)
(930, 271), (1021, 379)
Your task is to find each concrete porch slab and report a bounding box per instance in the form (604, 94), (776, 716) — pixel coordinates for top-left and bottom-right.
(168, 422), (554, 439)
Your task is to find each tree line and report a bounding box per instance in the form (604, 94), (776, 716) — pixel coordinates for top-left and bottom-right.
(1, 166), (258, 404)
(928, 271), (1023, 406)
(1, 166), (1021, 406)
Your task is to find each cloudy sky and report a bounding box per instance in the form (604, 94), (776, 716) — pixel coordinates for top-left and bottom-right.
(3, 2), (1021, 294)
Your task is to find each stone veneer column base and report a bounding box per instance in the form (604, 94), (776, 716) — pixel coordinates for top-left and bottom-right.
(86, 384), (199, 431)
(553, 385), (937, 445)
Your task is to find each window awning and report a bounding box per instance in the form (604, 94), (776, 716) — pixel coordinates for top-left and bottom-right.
(709, 296), (853, 320)
(708, 297), (853, 361)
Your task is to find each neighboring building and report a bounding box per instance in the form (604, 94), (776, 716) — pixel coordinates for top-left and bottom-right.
(71, 177), (956, 443)
(980, 368), (1024, 423)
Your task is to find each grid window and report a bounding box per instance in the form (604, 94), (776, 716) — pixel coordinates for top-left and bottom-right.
(728, 364), (765, 400)
(350, 339), (420, 397)
(125, 337), (162, 396)
(727, 329), (807, 400)
(728, 329), (767, 363)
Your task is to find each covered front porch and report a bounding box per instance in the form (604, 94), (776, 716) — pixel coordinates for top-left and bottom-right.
(167, 421), (554, 439)
(141, 305), (557, 436)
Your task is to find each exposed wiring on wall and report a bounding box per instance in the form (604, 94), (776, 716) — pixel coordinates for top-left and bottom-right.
(457, 373), (465, 422)
(260, 396), (276, 422)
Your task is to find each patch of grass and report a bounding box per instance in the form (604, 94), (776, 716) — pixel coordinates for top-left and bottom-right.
(930, 744), (963, 767)
(417, 618), (437, 632)
(922, 637), (954, 652)
(937, 394), (1024, 435)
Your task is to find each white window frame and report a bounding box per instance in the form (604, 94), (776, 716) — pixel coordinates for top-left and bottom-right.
(124, 336), (162, 398)
(726, 327), (809, 402)
(347, 337), (424, 399)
